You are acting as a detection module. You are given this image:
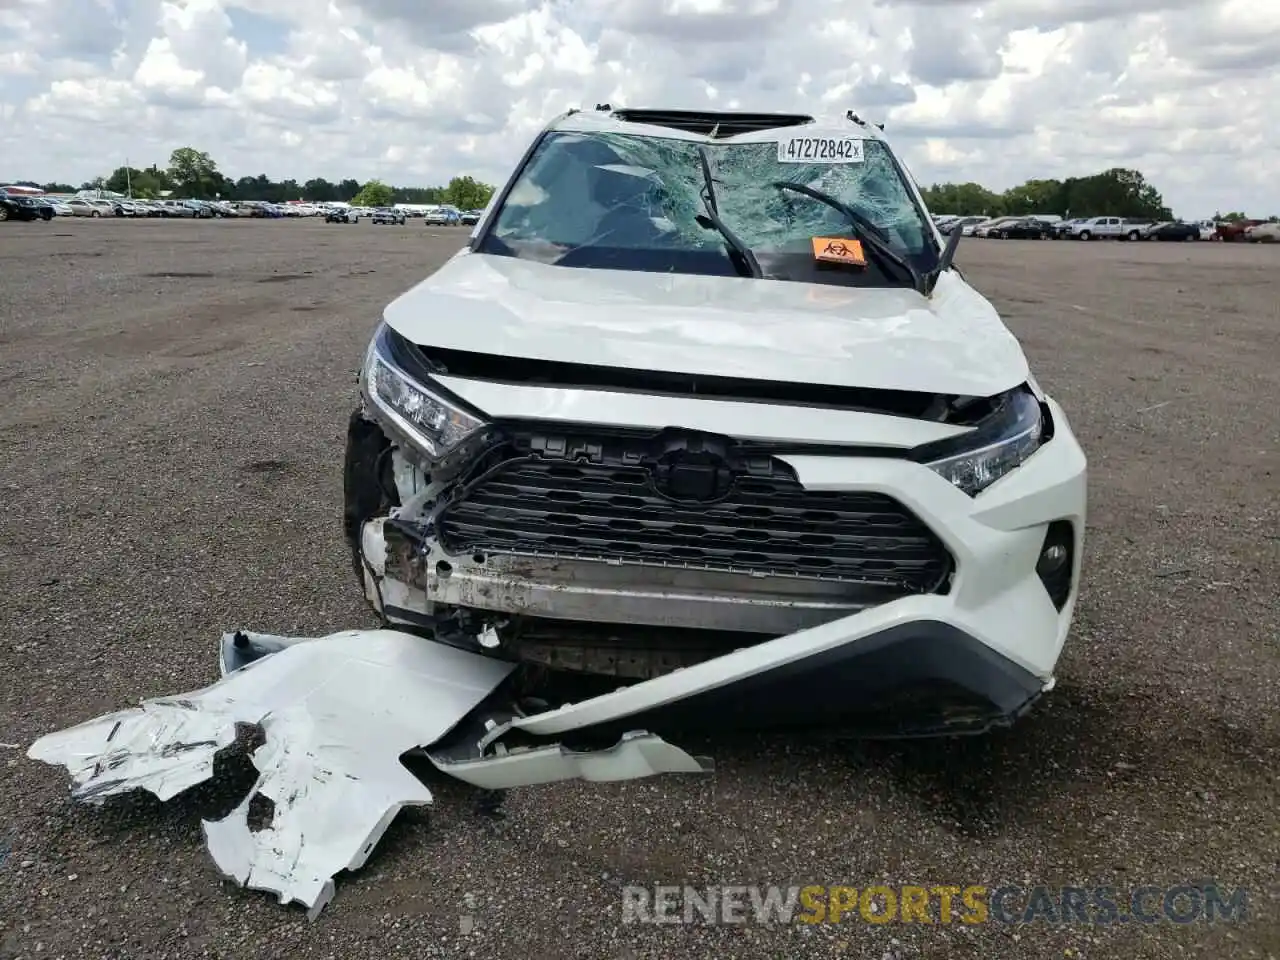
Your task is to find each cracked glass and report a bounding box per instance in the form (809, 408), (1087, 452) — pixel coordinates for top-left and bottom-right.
(483, 130), (937, 283)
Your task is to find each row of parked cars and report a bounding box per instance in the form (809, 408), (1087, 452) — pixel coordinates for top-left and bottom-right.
(6, 196), (293, 219)
(323, 204), (485, 226)
(16, 194), (489, 225)
(932, 213), (1279, 243)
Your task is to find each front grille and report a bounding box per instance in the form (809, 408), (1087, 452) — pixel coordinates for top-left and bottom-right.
(436, 437), (952, 593)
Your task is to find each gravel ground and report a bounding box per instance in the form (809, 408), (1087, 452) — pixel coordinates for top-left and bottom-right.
(1, 219), (1276, 959)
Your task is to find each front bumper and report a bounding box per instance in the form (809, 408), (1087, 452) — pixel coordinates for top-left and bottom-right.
(346, 396), (1086, 736)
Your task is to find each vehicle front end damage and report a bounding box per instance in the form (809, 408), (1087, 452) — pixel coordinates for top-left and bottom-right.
(31, 108), (1091, 920)
(346, 306), (1087, 741)
(29, 627), (711, 916)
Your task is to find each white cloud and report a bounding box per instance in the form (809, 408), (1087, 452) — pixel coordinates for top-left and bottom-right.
(0, 0), (1275, 215)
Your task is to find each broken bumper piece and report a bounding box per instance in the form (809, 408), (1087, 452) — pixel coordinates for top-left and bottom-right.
(28, 628), (710, 918)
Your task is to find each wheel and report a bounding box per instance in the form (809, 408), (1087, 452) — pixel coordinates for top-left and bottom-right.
(91, 210), (101, 218)
(41, 210), (52, 221)
(998, 230), (1008, 239)
(0, 206), (10, 222)
(1078, 230), (1091, 240)
(1127, 230), (1140, 241)
(1038, 232), (1046, 240)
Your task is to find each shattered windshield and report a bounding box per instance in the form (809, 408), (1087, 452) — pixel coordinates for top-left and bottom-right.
(479, 130), (937, 287)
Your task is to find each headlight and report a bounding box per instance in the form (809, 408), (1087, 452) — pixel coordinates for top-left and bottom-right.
(361, 327), (485, 458)
(921, 388), (1045, 496)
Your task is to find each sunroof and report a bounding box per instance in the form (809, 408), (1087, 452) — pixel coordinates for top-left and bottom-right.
(609, 109), (815, 137)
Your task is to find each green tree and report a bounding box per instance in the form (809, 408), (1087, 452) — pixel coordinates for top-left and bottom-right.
(443, 175), (495, 210)
(351, 179), (394, 207)
(41, 181), (76, 193)
(167, 147), (221, 198)
(337, 178), (361, 201)
(1058, 168), (1170, 219)
(303, 178), (336, 202)
(920, 181), (1002, 216)
(1001, 178), (1066, 216)
(395, 185), (445, 204)
(104, 166), (167, 198)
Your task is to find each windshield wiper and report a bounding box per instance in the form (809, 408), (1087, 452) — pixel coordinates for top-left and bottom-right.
(771, 180), (923, 294)
(921, 224), (962, 296)
(697, 147), (762, 278)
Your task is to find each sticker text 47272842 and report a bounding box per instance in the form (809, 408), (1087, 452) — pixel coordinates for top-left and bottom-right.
(776, 137), (865, 164)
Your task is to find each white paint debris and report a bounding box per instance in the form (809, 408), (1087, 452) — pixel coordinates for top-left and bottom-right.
(428, 730), (710, 790)
(28, 630), (515, 918)
(27, 627), (713, 918)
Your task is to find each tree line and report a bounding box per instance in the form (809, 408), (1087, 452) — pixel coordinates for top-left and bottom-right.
(918, 168), (1180, 220)
(17, 155), (1272, 222)
(16, 147), (496, 210)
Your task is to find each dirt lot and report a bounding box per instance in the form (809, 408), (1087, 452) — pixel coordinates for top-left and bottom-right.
(1, 219), (1276, 959)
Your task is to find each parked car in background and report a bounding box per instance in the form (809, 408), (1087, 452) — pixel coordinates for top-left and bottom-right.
(44, 198), (73, 217)
(156, 200), (194, 218)
(1051, 218), (1086, 239)
(1217, 219), (1263, 242)
(460, 209), (484, 225)
(1192, 219), (1218, 240)
(988, 217), (1055, 240)
(372, 208), (407, 225)
(1065, 217), (1152, 241)
(938, 215), (983, 236)
(423, 205), (461, 226)
(1244, 221), (1280, 242)
(327, 207), (360, 223)
(64, 198), (104, 217)
(972, 217), (1019, 238)
(0, 189), (54, 222)
(1142, 221), (1200, 241)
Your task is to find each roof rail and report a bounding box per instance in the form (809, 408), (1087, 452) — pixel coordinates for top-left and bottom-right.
(609, 109), (814, 137)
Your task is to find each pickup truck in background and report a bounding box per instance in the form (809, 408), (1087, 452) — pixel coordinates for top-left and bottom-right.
(1065, 217), (1156, 241)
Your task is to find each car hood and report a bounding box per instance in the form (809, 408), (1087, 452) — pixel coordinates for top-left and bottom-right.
(382, 252), (1029, 396)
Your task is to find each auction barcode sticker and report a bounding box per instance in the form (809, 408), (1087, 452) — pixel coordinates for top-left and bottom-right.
(777, 136), (865, 163)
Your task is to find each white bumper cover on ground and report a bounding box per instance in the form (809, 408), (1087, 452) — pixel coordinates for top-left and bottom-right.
(27, 629), (710, 917)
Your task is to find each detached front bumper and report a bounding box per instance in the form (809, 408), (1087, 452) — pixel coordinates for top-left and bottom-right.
(346, 395), (1086, 738)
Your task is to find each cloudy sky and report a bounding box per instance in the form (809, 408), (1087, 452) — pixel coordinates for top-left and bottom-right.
(1, 0), (1275, 216)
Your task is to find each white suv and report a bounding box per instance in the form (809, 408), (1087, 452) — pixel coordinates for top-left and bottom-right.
(344, 107), (1088, 742)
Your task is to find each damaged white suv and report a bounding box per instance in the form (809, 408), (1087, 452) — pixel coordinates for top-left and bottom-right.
(344, 107), (1088, 739)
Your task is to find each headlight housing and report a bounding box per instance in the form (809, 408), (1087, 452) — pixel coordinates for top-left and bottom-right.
(361, 325), (486, 459)
(918, 388), (1045, 496)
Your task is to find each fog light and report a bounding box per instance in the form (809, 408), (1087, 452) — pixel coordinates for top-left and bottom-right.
(1036, 543), (1069, 576)
(1036, 521), (1075, 610)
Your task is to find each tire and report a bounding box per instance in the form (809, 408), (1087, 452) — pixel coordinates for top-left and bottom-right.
(41, 210), (52, 221)
(91, 210), (101, 218)
(1127, 230), (1140, 241)
(1078, 230), (1091, 241)
(998, 230), (1008, 239)
(0, 206), (10, 222)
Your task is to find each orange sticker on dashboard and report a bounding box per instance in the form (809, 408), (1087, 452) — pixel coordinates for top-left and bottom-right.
(811, 237), (866, 266)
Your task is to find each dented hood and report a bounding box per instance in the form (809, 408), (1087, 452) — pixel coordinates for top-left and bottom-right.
(382, 252), (1029, 397)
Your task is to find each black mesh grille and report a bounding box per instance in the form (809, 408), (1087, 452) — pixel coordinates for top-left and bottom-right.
(437, 446), (952, 593)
